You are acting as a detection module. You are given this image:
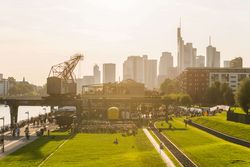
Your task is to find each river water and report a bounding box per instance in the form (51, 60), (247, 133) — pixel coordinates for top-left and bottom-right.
(0, 105), (51, 126)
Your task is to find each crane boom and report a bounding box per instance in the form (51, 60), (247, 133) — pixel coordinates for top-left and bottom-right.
(47, 54), (84, 96)
(49, 54), (84, 81)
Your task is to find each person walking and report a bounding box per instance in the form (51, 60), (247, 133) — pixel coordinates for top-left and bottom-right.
(12, 128), (16, 137)
(16, 127), (20, 137)
(184, 119), (188, 128)
(24, 127), (30, 140)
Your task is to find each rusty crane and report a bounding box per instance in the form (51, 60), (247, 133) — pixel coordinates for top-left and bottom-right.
(47, 54), (84, 97)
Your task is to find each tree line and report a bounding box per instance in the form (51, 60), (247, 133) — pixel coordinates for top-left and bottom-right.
(7, 78), (47, 96)
(160, 78), (250, 115)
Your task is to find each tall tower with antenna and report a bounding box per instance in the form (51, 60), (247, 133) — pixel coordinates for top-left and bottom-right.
(206, 36), (220, 67)
(177, 18), (197, 73)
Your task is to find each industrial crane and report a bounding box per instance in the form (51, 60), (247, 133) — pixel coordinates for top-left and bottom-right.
(47, 54), (84, 97)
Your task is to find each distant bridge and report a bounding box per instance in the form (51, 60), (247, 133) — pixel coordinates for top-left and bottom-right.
(0, 96), (164, 127)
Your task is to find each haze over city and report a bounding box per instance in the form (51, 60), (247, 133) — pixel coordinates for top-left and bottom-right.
(0, 0), (250, 85)
(1, 1), (250, 166)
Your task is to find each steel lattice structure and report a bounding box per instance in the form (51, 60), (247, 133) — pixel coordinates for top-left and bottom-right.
(48, 54), (84, 82)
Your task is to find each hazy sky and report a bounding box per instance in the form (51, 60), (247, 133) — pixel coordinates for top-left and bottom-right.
(0, 0), (250, 85)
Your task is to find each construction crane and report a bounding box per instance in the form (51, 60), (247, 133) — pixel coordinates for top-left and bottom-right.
(47, 54), (84, 97)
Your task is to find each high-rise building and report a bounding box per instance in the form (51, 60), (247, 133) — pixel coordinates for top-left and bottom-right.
(196, 55), (205, 67)
(158, 52), (174, 87)
(123, 55), (157, 89)
(103, 63), (116, 83)
(93, 64), (101, 84)
(230, 57), (243, 68)
(224, 61), (230, 68)
(206, 37), (220, 68)
(144, 59), (157, 89)
(177, 27), (197, 73)
(159, 52), (173, 76)
(123, 56), (144, 83)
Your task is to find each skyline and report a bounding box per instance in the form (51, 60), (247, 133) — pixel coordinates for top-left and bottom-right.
(0, 0), (250, 85)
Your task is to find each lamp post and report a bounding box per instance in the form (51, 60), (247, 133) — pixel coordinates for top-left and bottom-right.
(25, 111), (29, 127)
(0, 117), (5, 153)
(43, 107), (47, 124)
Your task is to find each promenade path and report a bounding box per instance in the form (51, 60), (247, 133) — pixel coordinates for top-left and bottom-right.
(143, 128), (176, 167)
(0, 123), (56, 158)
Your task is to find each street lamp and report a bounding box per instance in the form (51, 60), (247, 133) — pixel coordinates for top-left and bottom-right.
(43, 107), (47, 124)
(25, 111), (29, 127)
(0, 117), (4, 153)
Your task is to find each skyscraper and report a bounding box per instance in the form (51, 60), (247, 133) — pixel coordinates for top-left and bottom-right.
(144, 59), (157, 89)
(93, 64), (101, 84)
(103, 63), (116, 83)
(123, 55), (157, 89)
(206, 37), (220, 67)
(159, 52), (173, 76)
(177, 27), (197, 73)
(123, 56), (144, 83)
(158, 52), (174, 87)
(196, 55), (205, 67)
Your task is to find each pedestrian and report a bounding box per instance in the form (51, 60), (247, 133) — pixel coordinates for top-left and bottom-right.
(16, 127), (20, 137)
(159, 142), (164, 150)
(12, 128), (16, 137)
(184, 119), (188, 128)
(24, 127), (30, 140)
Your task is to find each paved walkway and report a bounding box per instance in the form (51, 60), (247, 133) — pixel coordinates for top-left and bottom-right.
(0, 124), (55, 158)
(143, 128), (175, 167)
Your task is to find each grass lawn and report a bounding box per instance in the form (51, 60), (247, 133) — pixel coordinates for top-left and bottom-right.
(42, 130), (165, 167)
(192, 112), (250, 142)
(0, 130), (165, 167)
(156, 119), (250, 167)
(0, 132), (70, 167)
(230, 107), (246, 114)
(230, 107), (247, 114)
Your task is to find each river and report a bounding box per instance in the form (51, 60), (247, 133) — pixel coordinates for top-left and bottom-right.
(0, 105), (51, 126)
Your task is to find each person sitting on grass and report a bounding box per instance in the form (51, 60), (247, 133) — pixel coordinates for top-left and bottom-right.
(168, 122), (172, 130)
(113, 138), (118, 144)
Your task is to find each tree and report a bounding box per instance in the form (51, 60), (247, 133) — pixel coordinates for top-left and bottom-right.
(223, 87), (235, 105)
(204, 82), (235, 106)
(204, 85), (220, 105)
(162, 93), (192, 106)
(8, 81), (41, 96)
(162, 94), (178, 105)
(235, 78), (250, 115)
(179, 94), (192, 106)
(160, 79), (180, 95)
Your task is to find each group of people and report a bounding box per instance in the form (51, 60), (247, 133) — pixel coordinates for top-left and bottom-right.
(79, 120), (138, 134)
(31, 113), (52, 127)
